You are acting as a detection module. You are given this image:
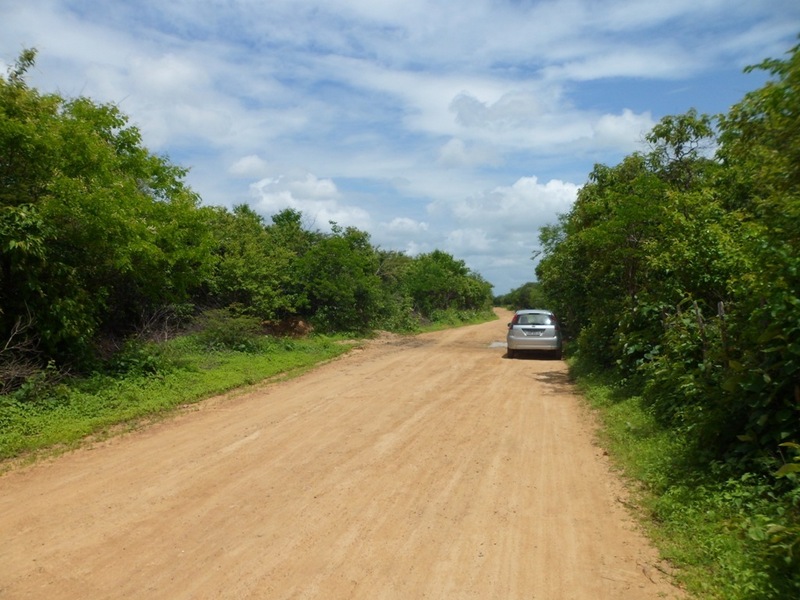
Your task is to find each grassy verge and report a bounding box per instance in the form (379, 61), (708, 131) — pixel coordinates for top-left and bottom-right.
(572, 363), (800, 599)
(0, 334), (356, 463)
(0, 309), (498, 465)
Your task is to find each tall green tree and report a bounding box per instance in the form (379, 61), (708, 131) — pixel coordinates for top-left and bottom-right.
(537, 40), (800, 463)
(206, 205), (304, 320)
(712, 42), (800, 454)
(295, 223), (383, 332)
(0, 50), (213, 364)
(537, 154), (671, 366)
(495, 282), (548, 312)
(404, 250), (492, 317)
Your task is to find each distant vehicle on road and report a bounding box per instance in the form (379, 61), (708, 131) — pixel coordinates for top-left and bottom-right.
(506, 309), (563, 360)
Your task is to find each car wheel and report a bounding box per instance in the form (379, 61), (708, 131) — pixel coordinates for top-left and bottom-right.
(553, 348), (563, 360)
(507, 348), (516, 359)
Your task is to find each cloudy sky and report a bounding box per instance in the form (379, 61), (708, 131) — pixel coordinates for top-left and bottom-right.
(2, 1), (799, 293)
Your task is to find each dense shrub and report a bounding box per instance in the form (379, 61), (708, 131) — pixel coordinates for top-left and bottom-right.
(536, 41), (800, 597)
(194, 309), (264, 352)
(0, 50), (494, 383)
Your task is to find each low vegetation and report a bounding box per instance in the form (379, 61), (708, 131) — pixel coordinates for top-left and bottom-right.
(574, 366), (799, 599)
(0, 307), (495, 464)
(0, 318), (356, 462)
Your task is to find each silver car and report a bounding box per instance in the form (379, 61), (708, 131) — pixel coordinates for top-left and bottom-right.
(506, 309), (563, 359)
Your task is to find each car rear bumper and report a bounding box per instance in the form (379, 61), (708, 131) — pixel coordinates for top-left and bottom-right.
(506, 335), (562, 351)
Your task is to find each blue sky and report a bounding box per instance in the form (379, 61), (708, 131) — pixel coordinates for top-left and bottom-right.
(3, 0), (799, 293)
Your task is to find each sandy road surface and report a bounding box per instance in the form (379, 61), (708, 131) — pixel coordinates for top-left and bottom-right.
(1, 310), (683, 599)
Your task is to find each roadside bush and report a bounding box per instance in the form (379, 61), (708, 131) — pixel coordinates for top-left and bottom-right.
(194, 308), (264, 352)
(106, 338), (187, 377)
(6, 360), (68, 405)
(377, 294), (420, 332)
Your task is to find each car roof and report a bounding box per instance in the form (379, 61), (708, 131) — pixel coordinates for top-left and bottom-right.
(515, 309), (553, 314)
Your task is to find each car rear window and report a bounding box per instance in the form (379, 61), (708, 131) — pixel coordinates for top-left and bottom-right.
(517, 314), (553, 325)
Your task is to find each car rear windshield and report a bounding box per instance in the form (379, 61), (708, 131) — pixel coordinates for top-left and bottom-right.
(516, 314), (553, 325)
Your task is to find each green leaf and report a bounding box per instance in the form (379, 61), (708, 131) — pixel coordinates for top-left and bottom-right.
(774, 463), (800, 477)
(748, 526), (768, 541)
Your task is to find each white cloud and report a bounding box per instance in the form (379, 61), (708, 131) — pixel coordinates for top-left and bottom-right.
(589, 109), (654, 149)
(250, 171), (372, 231)
(403, 240), (430, 256)
(437, 138), (500, 168)
(445, 228), (493, 254)
(129, 53), (211, 100)
(384, 217), (429, 235)
(229, 155), (271, 178)
(436, 176), (579, 230)
(372, 217), (433, 254)
(3, 0), (798, 293)
(543, 44), (701, 81)
(426, 176), (580, 288)
(443, 87), (653, 156)
(451, 90), (551, 128)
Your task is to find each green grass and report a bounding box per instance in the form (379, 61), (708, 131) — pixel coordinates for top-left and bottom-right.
(0, 334), (357, 463)
(572, 364), (800, 599)
(0, 310), (498, 465)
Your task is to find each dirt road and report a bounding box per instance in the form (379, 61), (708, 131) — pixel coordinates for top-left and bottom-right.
(0, 310), (683, 599)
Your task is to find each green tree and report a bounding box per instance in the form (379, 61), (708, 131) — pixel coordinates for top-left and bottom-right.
(495, 282), (548, 311)
(537, 155), (670, 366)
(645, 108), (716, 191)
(373, 250), (416, 330)
(206, 205), (303, 320)
(712, 42), (800, 455)
(404, 250), (492, 317)
(0, 50), (213, 366)
(537, 108), (724, 370)
(537, 41), (800, 463)
(295, 223), (383, 332)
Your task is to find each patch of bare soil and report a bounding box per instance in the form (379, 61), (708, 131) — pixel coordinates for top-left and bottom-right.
(0, 309), (684, 599)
